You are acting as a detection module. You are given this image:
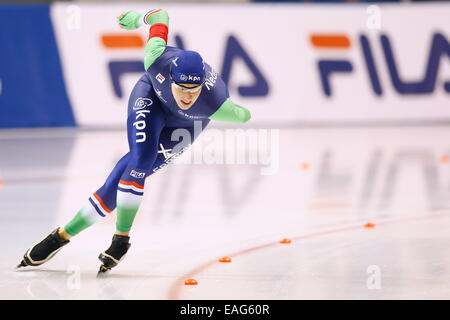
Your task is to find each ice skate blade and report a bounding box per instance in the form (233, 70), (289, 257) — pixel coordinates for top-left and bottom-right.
(97, 265), (110, 278)
(16, 260), (27, 269)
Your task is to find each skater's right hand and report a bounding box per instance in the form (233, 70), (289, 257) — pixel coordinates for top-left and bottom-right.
(117, 10), (141, 30)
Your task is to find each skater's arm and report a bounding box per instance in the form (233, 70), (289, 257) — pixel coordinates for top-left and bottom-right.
(142, 9), (169, 70)
(209, 98), (251, 123)
(117, 9), (169, 70)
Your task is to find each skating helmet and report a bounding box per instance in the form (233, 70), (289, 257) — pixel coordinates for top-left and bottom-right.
(170, 50), (205, 91)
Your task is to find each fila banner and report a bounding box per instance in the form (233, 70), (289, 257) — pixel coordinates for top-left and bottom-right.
(48, 3), (450, 127)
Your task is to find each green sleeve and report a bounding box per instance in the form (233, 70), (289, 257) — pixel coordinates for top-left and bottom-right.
(144, 38), (166, 70)
(143, 10), (169, 70)
(209, 98), (251, 123)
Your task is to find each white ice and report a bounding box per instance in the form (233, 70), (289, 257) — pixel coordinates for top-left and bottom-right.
(1, 126), (450, 299)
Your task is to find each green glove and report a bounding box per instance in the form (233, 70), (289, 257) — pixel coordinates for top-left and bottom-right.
(117, 10), (142, 30)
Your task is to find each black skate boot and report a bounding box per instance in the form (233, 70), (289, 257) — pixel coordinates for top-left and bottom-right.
(17, 228), (70, 268)
(97, 234), (131, 276)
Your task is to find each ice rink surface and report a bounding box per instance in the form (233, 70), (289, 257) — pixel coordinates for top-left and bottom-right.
(1, 125), (450, 299)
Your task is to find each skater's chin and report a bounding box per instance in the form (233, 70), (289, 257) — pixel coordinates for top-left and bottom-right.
(178, 99), (194, 110)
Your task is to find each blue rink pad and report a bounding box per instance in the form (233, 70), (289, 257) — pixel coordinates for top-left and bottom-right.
(0, 4), (75, 128)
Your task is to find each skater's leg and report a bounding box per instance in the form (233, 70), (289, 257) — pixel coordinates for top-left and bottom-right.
(17, 75), (158, 268)
(98, 82), (166, 273)
(17, 152), (132, 268)
(113, 80), (166, 235)
(113, 119), (210, 234)
(96, 121), (206, 273)
(61, 74), (160, 239)
(61, 153), (131, 238)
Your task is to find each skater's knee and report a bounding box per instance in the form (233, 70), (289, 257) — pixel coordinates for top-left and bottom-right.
(129, 151), (156, 172)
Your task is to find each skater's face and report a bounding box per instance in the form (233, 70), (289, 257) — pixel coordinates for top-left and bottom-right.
(171, 83), (202, 110)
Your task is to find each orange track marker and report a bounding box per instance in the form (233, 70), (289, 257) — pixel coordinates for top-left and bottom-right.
(364, 222), (375, 228)
(184, 279), (198, 286)
(280, 238), (292, 244)
(219, 256), (232, 263)
(300, 163), (310, 170)
(441, 155), (449, 163)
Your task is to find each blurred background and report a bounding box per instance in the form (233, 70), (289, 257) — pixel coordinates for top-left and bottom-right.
(1, 0), (450, 300)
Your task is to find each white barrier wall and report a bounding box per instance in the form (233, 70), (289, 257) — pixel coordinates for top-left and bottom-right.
(51, 3), (450, 127)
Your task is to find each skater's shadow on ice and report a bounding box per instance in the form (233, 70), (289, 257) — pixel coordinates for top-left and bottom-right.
(15, 268), (168, 280)
(96, 272), (170, 280)
(14, 268), (68, 274)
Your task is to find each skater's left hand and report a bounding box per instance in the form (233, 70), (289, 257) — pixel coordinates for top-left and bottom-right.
(117, 10), (141, 30)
